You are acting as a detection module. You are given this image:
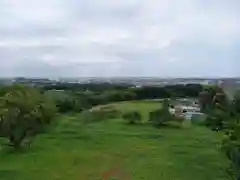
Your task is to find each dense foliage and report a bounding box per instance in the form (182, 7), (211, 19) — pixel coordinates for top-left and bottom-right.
(43, 82), (131, 92)
(44, 83), (203, 113)
(222, 121), (240, 179)
(223, 98), (240, 180)
(0, 85), (57, 149)
(200, 88), (240, 179)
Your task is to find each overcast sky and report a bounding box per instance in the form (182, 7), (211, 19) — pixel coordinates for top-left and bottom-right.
(0, 0), (239, 77)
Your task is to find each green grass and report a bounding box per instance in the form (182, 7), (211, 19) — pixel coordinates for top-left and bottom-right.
(0, 101), (230, 180)
(93, 101), (161, 121)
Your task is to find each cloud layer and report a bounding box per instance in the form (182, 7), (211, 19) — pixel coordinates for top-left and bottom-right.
(0, 0), (239, 77)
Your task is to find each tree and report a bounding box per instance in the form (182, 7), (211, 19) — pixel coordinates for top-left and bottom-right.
(202, 88), (233, 131)
(0, 85), (56, 149)
(199, 86), (223, 112)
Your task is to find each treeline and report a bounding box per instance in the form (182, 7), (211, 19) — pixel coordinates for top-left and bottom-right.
(46, 83), (203, 113)
(43, 82), (132, 92)
(43, 82), (202, 97)
(132, 84), (202, 99)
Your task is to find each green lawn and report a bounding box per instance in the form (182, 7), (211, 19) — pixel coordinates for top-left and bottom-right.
(0, 101), (230, 180)
(92, 101), (161, 121)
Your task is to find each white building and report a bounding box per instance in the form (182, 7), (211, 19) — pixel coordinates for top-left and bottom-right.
(169, 104), (205, 122)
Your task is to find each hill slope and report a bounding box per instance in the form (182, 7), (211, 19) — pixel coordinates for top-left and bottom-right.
(0, 101), (230, 180)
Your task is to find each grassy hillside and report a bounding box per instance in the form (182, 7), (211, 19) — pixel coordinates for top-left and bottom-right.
(0, 101), (230, 180)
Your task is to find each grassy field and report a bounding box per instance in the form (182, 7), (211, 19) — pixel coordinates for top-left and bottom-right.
(92, 101), (161, 120)
(0, 101), (230, 180)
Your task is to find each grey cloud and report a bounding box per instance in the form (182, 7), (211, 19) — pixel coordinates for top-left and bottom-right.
(0, 0), (239, 77)
(0, 26), (66, 40)
(67, 1), (138, 22)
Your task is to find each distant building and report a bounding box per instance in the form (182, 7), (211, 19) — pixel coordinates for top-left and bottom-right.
(13, 78), (53, 87)
(169, 99), (205, 122)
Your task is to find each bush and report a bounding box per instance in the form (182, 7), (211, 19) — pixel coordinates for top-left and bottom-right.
(149, 108), (172, 127)
(56, 96), (92, 113)
(0, 85), (57, 149)
(56, 99), (75, 113)
(122, 111), (142, 124)
(222, 121), (240, 179)
(205, 109), (230, 131)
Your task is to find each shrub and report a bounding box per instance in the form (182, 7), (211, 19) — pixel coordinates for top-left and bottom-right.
(222, 121), (240, 179)
(122, 111), (142, 124)
(149, 108), (172, 127)
(0, 85), (57, 149)
(56, 96), (92, 113)
(205, 109), (230, 131)
(56, 99), (75, 113)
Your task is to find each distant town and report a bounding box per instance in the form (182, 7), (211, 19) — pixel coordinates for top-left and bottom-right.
(0, 77), (239, 87)
(0, 77), (239, 99)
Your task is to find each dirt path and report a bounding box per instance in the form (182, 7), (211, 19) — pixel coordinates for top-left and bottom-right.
(102, 166), (131, 180)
